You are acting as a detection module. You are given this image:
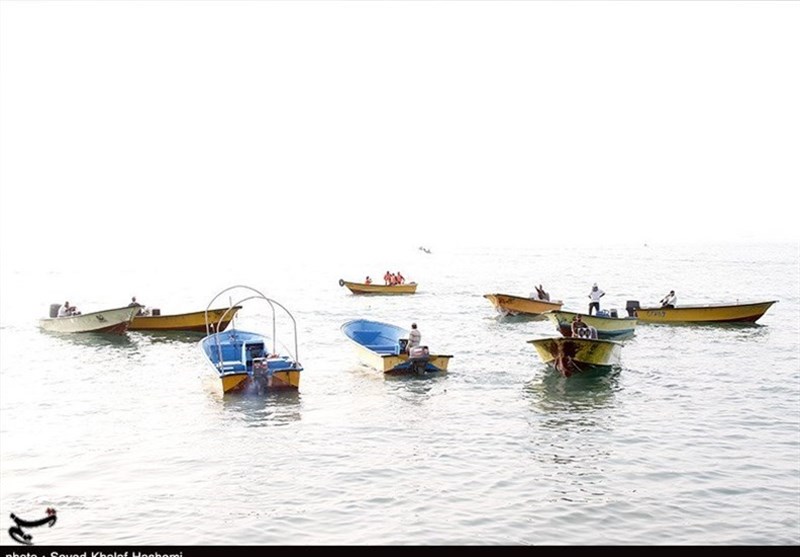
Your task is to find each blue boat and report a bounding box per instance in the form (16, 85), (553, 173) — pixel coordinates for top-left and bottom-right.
(199, 285), (303, 394)
(341, 318), (453, 375)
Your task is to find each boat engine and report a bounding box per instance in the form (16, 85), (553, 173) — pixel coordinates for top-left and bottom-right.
(408, 346), (430, 375)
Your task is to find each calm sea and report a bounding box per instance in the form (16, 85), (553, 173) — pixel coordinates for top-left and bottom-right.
(1, 242), (798, 546)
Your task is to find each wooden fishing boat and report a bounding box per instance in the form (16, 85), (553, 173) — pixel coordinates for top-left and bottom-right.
(129, 306), (242, 333)
(528, 336), (622, 378)
(543, 310), (637, 339)
(341, 318), (453, 375)
(39, 304), (139, 335)
(339, 279), (417, 295)
(629, 300), (778, 324)
(483, 293), (563, 316)
(199, 286), (303, 394)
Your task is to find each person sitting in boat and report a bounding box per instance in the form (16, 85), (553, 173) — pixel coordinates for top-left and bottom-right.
(128, 296), (146, 316)
(384, 271), (392, 285)
(407, 322), (421, 352)
(571, 314), (590, 337)
(58, 301), (79, 317)
(396, 272), (405, 285)
(660, 290), (677, 308)
(364, 276), (373, 285)
(534, 284), (550, 301)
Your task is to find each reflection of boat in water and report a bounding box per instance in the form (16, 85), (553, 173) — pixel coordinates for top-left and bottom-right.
(199, 285), (303, 394)
(627, 300), (778, 324)
(527, 336), (622, 378)
(129, 306), (241, 333)
(39, 304), (139, 335)
(341, 318), (453, 375)
(484, 293), (563, 317)
(524, 370), (620, 414)
(339, 279), (417, 295)
(221, 390), (302, 425)
(543, 310), (637, 339)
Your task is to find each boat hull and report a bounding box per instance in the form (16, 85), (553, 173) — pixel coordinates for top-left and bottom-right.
(635, 301), (777, 323)
(339, 279), (417, 295)
(528, 337), (622, 378)
(341, 319), (452, 374)
(484, 293), (563, 316)
(544, 310), (637, 339)
(129, 306), (241, 332)
(39, 306), (139, 334)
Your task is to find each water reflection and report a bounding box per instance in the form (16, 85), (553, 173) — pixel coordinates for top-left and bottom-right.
(384, 372), (448, 403)
(42, 329), (136, 350)
(129, 330), (204, 345)
(524, 366), (621, 415)
(220, 390), (302, 427)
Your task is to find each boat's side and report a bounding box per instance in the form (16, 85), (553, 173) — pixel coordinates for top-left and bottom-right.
(382, 353), (452, 374)
(129, 306), (241, 332)
(39, 306), (138, 334)
(340, 279), (418, 295)
(635, 300), (778, 323)
(345, 333), (451, 374)
(484, 293), (563, 316)
(544, 310), (637, 339)
(528, 337), (622, 377)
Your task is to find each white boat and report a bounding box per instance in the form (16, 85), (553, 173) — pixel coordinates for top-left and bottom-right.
(39, 304), (139, 334)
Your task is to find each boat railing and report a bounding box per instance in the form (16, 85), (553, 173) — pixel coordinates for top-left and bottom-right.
(204, 285), (300, 366)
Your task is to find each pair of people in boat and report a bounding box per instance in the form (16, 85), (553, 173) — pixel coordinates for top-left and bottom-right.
(383, 271), (405, 286)
(57, 301), (81, 317)
(571, 314), (597, 339)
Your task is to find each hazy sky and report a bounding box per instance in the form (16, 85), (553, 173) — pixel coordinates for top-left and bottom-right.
(1, 1), (798, 269)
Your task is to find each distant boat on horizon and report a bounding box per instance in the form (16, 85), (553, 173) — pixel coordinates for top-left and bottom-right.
(419, 246), (432, 254)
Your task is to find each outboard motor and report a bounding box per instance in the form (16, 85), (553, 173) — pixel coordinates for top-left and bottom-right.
(625, 300), (640, 317)
(408, 345), (430, 374)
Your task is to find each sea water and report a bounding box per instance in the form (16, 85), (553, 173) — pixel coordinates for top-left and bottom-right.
(0, 242), (798, 545)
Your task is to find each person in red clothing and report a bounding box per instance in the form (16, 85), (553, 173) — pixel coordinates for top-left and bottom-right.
(365, 276), (373, 285)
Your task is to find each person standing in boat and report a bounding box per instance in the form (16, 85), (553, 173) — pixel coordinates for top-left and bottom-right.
(407, 323), (421, 352)
(588, 283), (605, 315)
(660, 290), (677, 308)
(396, 272), (405, 285)
(128, 296), (146, 316)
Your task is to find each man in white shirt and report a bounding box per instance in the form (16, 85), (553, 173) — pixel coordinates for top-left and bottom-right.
(588, 284), (605, 315)
(58, 301), (73, 317)
(660, 290), (677, 308)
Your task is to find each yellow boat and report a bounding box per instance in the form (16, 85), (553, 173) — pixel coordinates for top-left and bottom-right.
(341, 319), (452, 375)
(631, 300), (778, 324)
(528, 336), (622, 378)
(484, 293), (563, 316)
(339, 279), (417, 295)
(129, 306), (242, 332)
(543, 310), (637, 339)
